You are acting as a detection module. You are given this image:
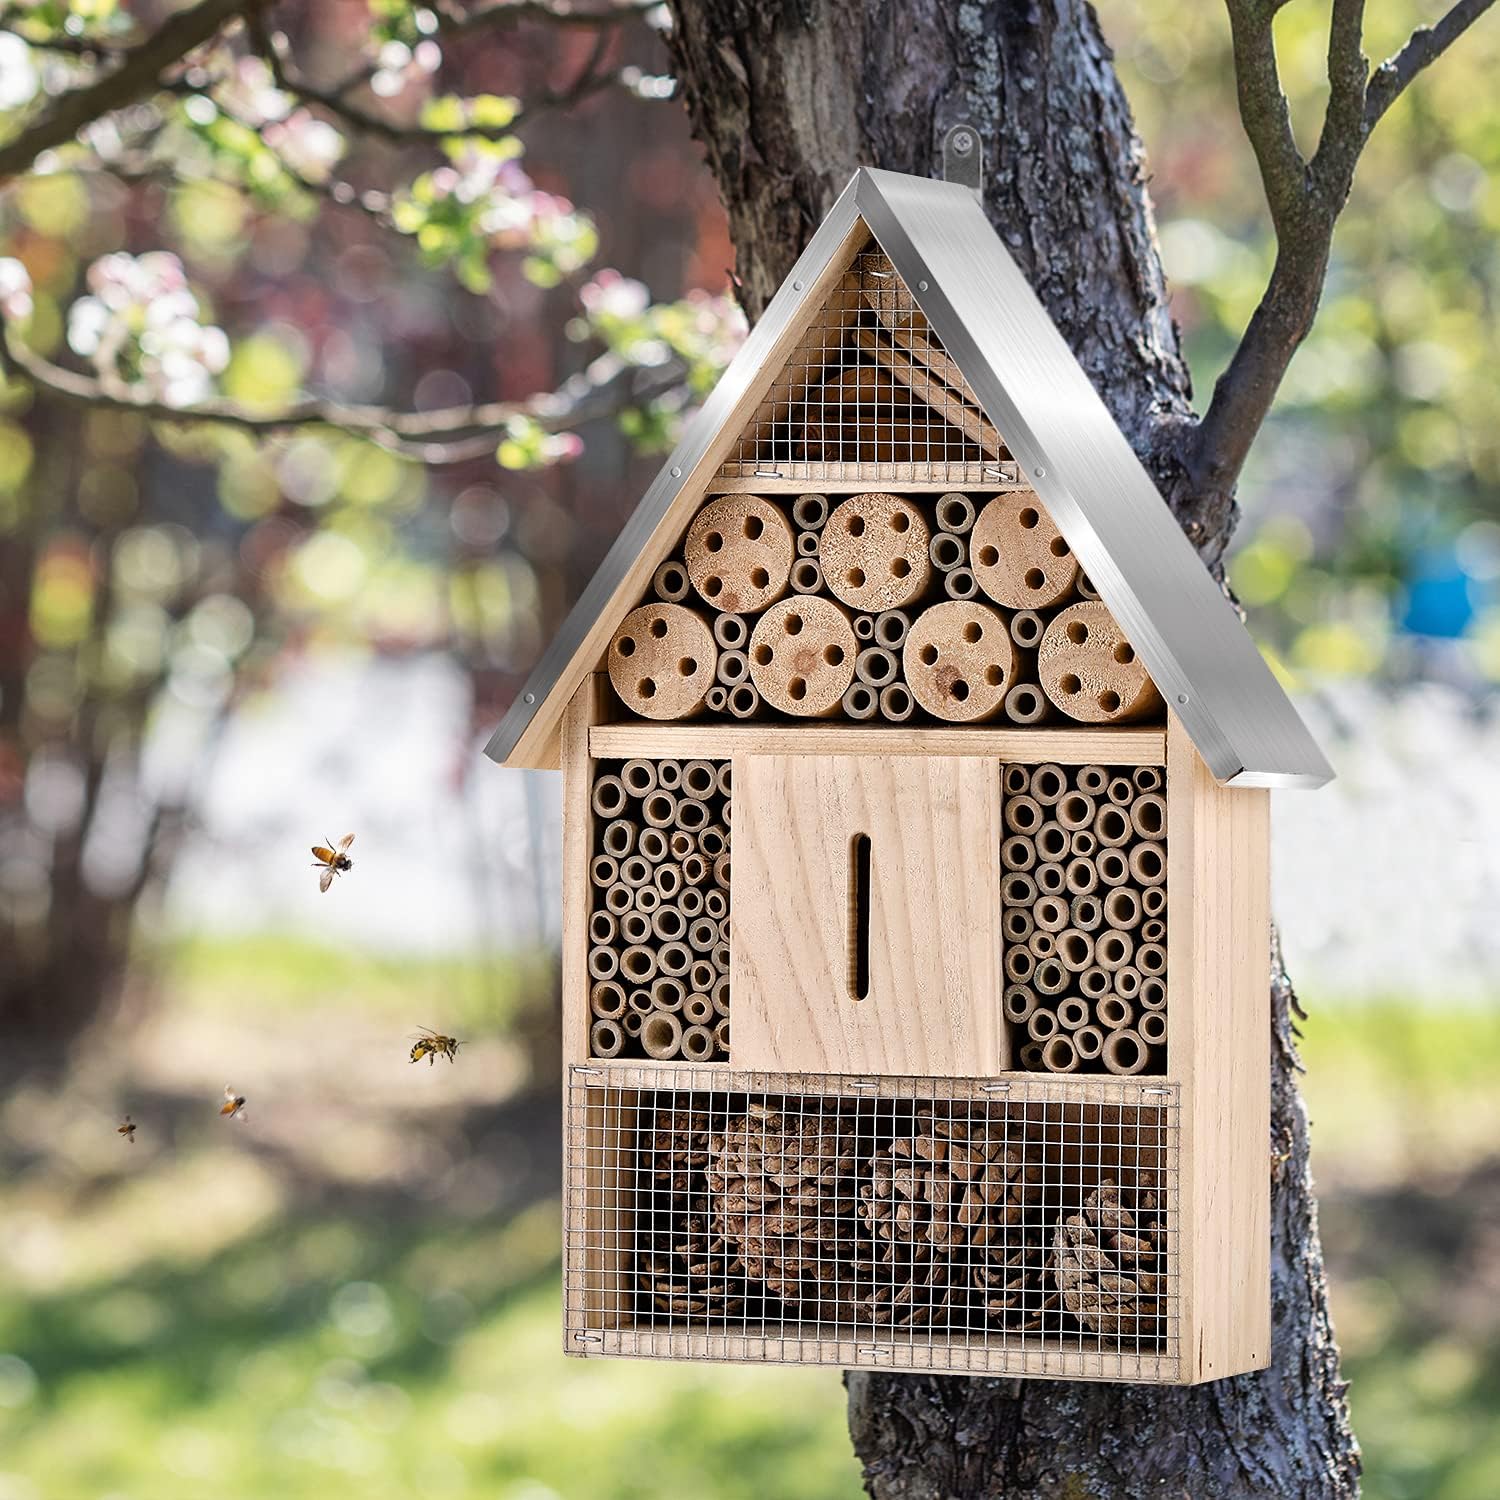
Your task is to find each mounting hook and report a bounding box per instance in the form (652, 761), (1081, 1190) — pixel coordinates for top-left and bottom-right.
(941, 123), (983, 198)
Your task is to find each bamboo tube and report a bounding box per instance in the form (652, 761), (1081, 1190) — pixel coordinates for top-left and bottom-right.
(609, 603), (718, 720)
(1038, 960), (1074, 996)
(1132, 766), (1163, 793)
(842, 681), (879, 720)
(619, 945), (657, 984)
(589, 854), (618, 889)
(1097, 995), (1134, 1030)
(639, 790), (676, 829)
(652, 559), (691, 603)
(620, 760), (657, 798)
(1034, 821), (1069, 862)
(874, 609), (910, 649)
(1095, 848), (1130, 887)
(1056, 928), (1095, 973)
(652, 905), (687, 943)
(796, 529), (821, 558)
(1106, 775), (1134, 806)
(790, 559), (823, 594)
(601, 819), (636, 858)
(791, 492), (829, 530)
(666, 830), (692, 862)
(928, 531), (966, 572)
(1056, 790), (1095, 831)
(943, 567), (979, 600)
(971, 491), (1080, 609)
(1034, 862), (1067, 895)
(588, 910), (617, 946)
(1141, 918), (1166, 945)
(821, 492), (932, 611)
(1027, 1008), (1058, 1041)
(1004, 947), (1035, 983)
(588, 945), (619, 981)
(634, 886), (660, 915)
(1037, 603), (1163, 724)
(1070, 893), (1103, 932)
(1095, 929), (1135, 971)
(687, 917), (718, 954)
(1003, 985), (1038, 1023)
(1065, 857), (1098, 897)
(1103, 887), (1142, 930)
(727, 683), (760, 718)
(628, 986), (654, 1014)
(714, 1017), (730, 1054)
(684, 494), (794, 614)
(1074, 1025), (1104, 1062)
(1137, 942), (1167, 977)
(748, 595), (857, 717)
(712, 976), (730, 1014)
(1030, 764), (1066, 806)
(1102, 1028), (1149, 1075)
(713, 853), (730, 890)
(1042, 1035), (1079, 1073)
(712, 614), (749, 651)
(1115, 966), (1143, 1000)
(854, 645), (899, 688)
(681, 1024), (715, 1062)
(603, 881), (632, 916)
(1140, 976), (1166, 1010)
(1079, 966), (1111, 1000)
(705, 684), (728, 713)
(621, 1011), (644, 1038)
(853, 613), (876, 641)
(618, 909), (651, 946)
(591, 775), (628, 818)
(1000, 871), (1036, 907)
(657, 942), (692, 978)
(1034, 895), (1069, 933)
(656, 759), (683, 792)
(1003, 683), (1048, 724)
(590, 980), (627, 1019)
(637, 828), (668, 864)
(935, 492), (977, 534)
(1141, 884), (1167, 917)
(879, 683), (914, 722)
(711, 942), (731, 975)
(674, 798), (710, 835)
(1077, 572), (1101, 600)
(642, 1010), (683, 1060)
(1131, 793), (1167, 841)
(590, 1019), (624, 1058)
(697, 825), (727, 860)
(1004, 794), (1043, 836)
(1070, 828), (1097, 858)
(651, 977), (685, 1012)
(682, 991), (714, 1027)
(681, 852), (709, 886)
(1139, 1010), (1168, 1046)
(1009, 609), (1046, 650)
(1094, 804), (1132, 848)
(619, 854), (652, 888)
(1019, 1041), (1045, 1070)
(1057, 996), (1090, 1031)
(689, 959), (716, 995)
(1002, 907), (1034, 943)
(1077, 765), (1109, 796)
(703, 887), (729, 921)
(1129, 841), (1167, 886)
(1028, 930), (1056, 959)
(1003, 764), (1031, 795)
(716, 649), (750, 687)
(717, 761), (731, 796)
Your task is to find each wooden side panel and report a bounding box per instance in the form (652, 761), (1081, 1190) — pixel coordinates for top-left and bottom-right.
(1168, 711), (1271, 1381)
(560, 674), (608, 1070)
(564, 1084), (638, 1347)
(730, 754), (1003, 1076)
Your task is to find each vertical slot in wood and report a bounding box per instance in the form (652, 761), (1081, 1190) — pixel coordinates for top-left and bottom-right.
(849, 831), (871, 1000)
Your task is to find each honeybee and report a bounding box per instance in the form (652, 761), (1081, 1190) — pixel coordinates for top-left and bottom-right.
(117, 1114), (137, 1144)
(220, 1086), (248, 1119)
(311, 833), (355, 892)
(409, 1028), (461, 1066)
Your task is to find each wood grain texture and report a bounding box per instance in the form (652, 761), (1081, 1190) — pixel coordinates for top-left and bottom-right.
(852, 325), (1004, 455)
(1168, 710), (1271, 1381)
(589, 723), (1165, 764)
(729, 754), (1003, 1076)
(561, 675), (609, 1069)
(709, 473), (1027, 494)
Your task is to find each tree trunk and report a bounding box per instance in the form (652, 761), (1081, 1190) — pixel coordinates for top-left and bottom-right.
(665, 2), (1361, 1495)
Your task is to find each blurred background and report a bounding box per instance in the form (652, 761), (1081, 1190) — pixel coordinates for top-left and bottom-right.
(0, 3), (1497, 1498)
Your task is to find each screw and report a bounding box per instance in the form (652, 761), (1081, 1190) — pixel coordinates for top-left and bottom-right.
(1177, 693), (1189, 705)
(524, 692), (535, 704)
(670, 466), (682, 478)
(792, 280), (803, 291)
(1034, 466), (1046, 478)
(951, 129), (974, 156)
(918, 279), (929, 292)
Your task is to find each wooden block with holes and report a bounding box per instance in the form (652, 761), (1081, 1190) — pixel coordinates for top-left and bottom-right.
(485, 166), (1331, 1386)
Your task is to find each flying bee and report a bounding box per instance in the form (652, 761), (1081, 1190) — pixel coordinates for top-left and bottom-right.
(117, 1114), (137, 1145)
(311, 833), (355, 893)
(220, 1086), (248, 1120)
(409, 1028), (461, 1066)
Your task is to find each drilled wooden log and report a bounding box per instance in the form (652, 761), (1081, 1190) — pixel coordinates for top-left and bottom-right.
(683, 493), (794, 614)
(819, 492), (932, 611)
(901, 600), (1015, 722)
(970, 490), (1080, 609)
(1037, 601), (1163, 723)
(608, 603), (718, 720)
(747, 595), (857, 716)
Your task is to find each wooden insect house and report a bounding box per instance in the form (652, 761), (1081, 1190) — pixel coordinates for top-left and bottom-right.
(485, 167), (1332, 1384)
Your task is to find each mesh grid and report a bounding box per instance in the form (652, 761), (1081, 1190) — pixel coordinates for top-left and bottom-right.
(718, 248), (1013, 487)
(565, 1067), (1181, 1381)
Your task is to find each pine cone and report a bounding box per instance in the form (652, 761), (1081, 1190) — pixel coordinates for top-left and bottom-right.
(706, 1101), (861, 1309)
(860, 1110), (1049, 1329)
(637, 1212), (747, 1320)
(644, 1105), (712, 1198)
(1051, 1179), (1165, 1341)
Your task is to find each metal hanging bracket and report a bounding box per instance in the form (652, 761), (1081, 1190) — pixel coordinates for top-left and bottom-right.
(941, 123), (983, 198)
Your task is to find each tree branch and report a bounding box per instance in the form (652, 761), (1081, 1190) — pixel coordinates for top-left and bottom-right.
(432, 0), (662, 31)
(1364, 0), (1498, 130)
(1309, 0), (1367, 195)
(1223, 0), (1308, 234)
(0, 0), (254, 182)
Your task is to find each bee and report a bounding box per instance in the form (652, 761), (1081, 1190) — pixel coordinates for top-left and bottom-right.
(311, 833), (355, 892)
(409, 1028), (461, 1066)
(220, 1086), (248, 1120)
(117, 1114), (137, 1145)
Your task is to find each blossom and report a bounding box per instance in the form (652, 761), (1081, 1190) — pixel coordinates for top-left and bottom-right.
(0, 258), (33, 322)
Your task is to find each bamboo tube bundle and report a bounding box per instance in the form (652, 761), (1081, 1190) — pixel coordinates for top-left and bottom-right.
(820, 492), (933, 612)
(684, 494), (795, 615)
(609, 603), (719, 720)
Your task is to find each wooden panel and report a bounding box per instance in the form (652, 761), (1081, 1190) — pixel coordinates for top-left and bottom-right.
(590, 723), (1166, 765)
(730, 755), (1003, 1076)
(1167, 710), (1270, 1382)
(564, 1084), (638, 1346)
(561, 674), (609, 1069)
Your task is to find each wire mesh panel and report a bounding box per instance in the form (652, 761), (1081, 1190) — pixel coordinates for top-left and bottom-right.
(565, 1067), (1181, 1381)
(718, 248), (1014, 487)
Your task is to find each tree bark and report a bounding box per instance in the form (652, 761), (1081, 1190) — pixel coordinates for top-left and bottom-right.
(665, 2), (1361, 1495)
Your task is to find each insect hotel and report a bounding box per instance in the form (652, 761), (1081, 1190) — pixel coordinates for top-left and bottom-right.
(485, 167), (1331, 1384)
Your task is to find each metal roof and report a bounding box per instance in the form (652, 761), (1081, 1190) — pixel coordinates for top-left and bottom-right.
(485, 166), (1332, 789)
